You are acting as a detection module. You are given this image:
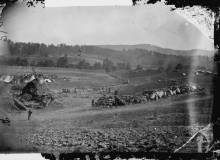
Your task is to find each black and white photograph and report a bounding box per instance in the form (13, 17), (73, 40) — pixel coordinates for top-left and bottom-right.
(0, 0), (218, 159)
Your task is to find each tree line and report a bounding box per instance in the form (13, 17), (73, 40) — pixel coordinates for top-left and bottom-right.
(0, 54), (131, 72)
(0, 41), (130, 72)
(1, 40), (212, 72)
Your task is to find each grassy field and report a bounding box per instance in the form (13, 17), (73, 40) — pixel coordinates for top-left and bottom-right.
(0, 66), (213, 153)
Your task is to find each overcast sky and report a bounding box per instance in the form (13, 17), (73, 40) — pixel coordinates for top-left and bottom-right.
(3, 2), (214, 51)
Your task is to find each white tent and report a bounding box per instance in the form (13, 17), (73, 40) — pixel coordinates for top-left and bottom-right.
(0, 75), (14, 83)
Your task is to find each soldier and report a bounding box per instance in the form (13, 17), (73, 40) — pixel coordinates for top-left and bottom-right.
(108, 87), (111, 93)
(28, 109), (32, 120)
(114, 90), (118, 96)
(91, 99), (95, 107)
(74, 88), (77, 94)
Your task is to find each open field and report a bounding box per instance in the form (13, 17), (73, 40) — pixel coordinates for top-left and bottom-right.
(0, 66), (213, 153)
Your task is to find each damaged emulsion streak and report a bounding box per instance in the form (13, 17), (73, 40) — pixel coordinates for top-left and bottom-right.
(134, 0), (220, 157)
(0, 0), (220, 160)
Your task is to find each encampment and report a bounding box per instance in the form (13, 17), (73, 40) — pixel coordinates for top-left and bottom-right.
(12, 74), (54, 110)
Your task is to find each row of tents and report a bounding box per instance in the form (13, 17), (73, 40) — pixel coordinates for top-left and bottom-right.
(0, 74), (54, 84)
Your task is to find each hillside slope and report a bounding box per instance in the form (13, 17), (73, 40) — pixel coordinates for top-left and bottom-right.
(98, 44), (214, 56)
(2, 41), (214, 70)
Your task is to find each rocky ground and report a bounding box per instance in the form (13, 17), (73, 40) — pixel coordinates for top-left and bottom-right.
(20, 125), (203, 153)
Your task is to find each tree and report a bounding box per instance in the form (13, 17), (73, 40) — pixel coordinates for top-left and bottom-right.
(136, 64), (143, 70)
(175, 63), (183, 70)
(76, 59), (90, 69)
(93, 62), (102, 69)
(103, 58), (116, 72)
(7, 57), (29, 66)
(125, 63), (131, 70)
(116, 62), (125, 69)
(19, 58), (29, 66)
(56, 55), (68, 67)
(37, 59), (55, 67)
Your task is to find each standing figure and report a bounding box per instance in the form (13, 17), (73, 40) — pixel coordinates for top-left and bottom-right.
(108, 88), (111, 93)
(28, 109), (32, 120)
(114, 90), (118, 96)
(91, 99), (95, 107)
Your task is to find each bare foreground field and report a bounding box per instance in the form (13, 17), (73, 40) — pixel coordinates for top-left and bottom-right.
(0, 66), (213, 153)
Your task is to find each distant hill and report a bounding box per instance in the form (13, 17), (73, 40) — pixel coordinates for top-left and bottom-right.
(98, 44), (214, 57)
(2, 41), (213, 70)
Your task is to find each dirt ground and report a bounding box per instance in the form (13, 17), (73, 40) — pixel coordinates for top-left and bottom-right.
(0, 95), (212, 153)
(0, 66), (213, 153)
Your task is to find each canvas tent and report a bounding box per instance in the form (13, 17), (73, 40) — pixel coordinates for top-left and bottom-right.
(0, 75), (14, 83)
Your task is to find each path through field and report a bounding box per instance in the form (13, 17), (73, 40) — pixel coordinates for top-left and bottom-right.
(29, 95), (212, 122)
(0, 94), (213, 153)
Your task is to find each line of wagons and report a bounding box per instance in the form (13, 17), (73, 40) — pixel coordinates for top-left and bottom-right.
(92, 84), (205, 108)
